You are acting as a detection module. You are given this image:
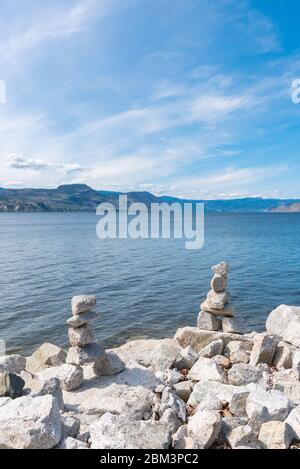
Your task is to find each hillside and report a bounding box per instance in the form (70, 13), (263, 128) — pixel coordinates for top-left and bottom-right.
(0, 184), (300, 213)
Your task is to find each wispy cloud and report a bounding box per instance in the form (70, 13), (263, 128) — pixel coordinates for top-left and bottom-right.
(0, 0), (112, 63)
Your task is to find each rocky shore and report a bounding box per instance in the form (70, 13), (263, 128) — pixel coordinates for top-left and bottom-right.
(1, 262), (300, 449)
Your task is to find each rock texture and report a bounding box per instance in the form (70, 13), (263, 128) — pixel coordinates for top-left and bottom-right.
(266, 305), (300, 348)
(0, 395), (61, 449)
(2, 264), (300, 451)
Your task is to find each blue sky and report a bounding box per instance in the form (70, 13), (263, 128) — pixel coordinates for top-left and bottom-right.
(1, 0), (300, 199)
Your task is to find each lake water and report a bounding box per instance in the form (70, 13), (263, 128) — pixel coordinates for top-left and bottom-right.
(1, 212), (300, 355)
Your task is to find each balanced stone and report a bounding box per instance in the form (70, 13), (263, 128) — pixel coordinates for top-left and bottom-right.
(200, 301), (235, 317)
(72, 295), (96, 315)
(197, 311), (221, 331)
(211, 274), (227, 292)
(68, 324), (94, 348)
(66, 343), (105, 366)
(67, 310), (97, 328)
(206, 290), (230, 310)
(212, 262), (229, 277)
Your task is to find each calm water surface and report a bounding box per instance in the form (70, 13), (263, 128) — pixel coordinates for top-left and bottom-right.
(1, 212), (300, 355)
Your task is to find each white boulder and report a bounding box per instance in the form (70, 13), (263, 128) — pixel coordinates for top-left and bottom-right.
(187, 410), (221, 449)
(258, 421), (294, 449)
(188, 357), (226, 383)
(0, 395), (61, 449)
(266, 305), (300, 348)
(246, 387), (290, 430)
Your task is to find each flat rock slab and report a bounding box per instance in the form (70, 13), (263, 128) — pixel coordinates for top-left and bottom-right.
(110, 338), (181, 371)
(90, 413), (171, 449)
(175, 327), (253, 353)
(63, 361), (158, 419)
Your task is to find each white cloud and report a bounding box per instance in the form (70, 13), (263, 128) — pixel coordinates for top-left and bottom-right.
(0, 0), (112, 63)
(7, 154), (83, 175)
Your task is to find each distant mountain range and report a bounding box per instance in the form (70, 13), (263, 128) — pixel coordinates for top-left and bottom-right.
(0, 184), (300, 213)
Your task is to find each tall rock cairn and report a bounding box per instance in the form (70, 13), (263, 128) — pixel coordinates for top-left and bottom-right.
(66, 295), (103, 369)
(66, 295), (125, 376)
(198, 262), (241, 333)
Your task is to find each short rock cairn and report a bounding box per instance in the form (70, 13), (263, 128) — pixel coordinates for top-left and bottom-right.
(198, 262), (245, 334)
(66, 295), (124, 376)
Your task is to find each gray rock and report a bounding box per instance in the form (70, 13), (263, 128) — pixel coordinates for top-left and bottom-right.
(37, 364), (83, 391)
(156, 369), (182, 385)
(222, 317), (248, 335)
(273, 341), (293, 369)
(0, 395), (61, 449)
(204, 290), (231, 311)
(175, 327), (252, 353)
(188, 357), (226, 383)
(246, 387), (290, 430)
(198, 339), (224, 358)
(174, 381), (193, 402)
(286, 404), (300, 440)
(258, 421), (294, 449)
(172, 425), (194, 449)
(90, 413), (171, 449)
(93, 351), (125, 376)
(61, 415), (80, 438)
(188, 410), (222, 449)
(0, 371), (25, 399)
(224, 340), (252, 359)
(0, 354), (26, 374)
(159, 386), (186, 422)
(231, 351), (250, 364)
(174, 346), (198, 370)
(71, 295), (96, 315)
(273, 371), (300, 404)
(66, 310), (97, 328)
(266, 305), (300, 348)
(68, 324), (94, 348)
(250, 333), (278, 367)
(227, 425), (258, 449)
(26, 343), (67, 373)
(197, 311), (222, 331)
(30, 377), (64, 410)
(228, 363), (267, 387)
(111, 338), (180, 372)
(197, 395), (223, 411)
(66, 342), (104, 366)
(160, 409), (181, 434)
(211, 273), (227, 292)
(188, 380), (249, 407)
(57, 437), (89, 449)
(215, 415), (248, 446)
(212, 262), (229, 276)
(200, 302), (235, 317)
(230, 389), (251, 417)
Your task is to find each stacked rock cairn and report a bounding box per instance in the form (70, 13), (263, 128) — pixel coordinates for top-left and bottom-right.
(66, 295), (124, 377)
(197, 262), (244, 334)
